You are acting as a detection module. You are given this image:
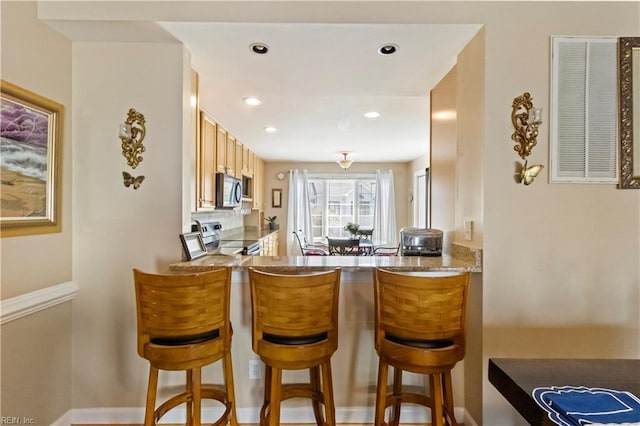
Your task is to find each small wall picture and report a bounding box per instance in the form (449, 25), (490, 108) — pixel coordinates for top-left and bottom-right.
(272, 188), (282, 208)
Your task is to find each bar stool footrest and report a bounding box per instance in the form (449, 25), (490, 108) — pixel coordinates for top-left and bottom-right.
(385, 391), (430, 408)
(381, 391), (457, 426)
(153, 387), (235, 426)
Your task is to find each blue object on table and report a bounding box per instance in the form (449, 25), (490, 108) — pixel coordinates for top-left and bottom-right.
(533, 386), (640, 426)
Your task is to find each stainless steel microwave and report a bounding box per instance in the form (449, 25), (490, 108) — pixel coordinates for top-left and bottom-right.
(215, 173), (242, 208)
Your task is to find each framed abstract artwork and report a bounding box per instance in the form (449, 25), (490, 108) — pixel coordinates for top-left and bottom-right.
(1, 80), (64, 236)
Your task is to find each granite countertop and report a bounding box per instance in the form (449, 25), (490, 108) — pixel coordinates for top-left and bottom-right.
(169, 242), (482, 273)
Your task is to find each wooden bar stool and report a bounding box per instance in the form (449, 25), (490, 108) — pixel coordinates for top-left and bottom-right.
(133, 268), (238, 426)
(248, 267), (341, 426)
(373, 269), (470, 426)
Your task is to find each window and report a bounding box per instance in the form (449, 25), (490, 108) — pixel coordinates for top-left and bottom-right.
(550, 36), (618, 183)
(308, 175), (376, 241)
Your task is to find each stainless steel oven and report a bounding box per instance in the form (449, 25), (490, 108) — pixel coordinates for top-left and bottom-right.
(244, 241), (262, 255)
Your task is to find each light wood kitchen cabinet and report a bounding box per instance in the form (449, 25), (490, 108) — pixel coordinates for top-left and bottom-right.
(253, 154), (265, 210)
(214, 127), (240, 177)
(225, 133), (237, 177)
(242, 145), (253, 177)
(216, 125), (227, 174)
(197, 111), (217, 210)
(273, 232), (279, 255)
(234, 139), (243, 179)
(261, 231), (279, 256)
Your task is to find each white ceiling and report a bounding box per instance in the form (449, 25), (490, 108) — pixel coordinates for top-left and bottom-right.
(42, 4), (481, 164)
(159, 22), (481, 163)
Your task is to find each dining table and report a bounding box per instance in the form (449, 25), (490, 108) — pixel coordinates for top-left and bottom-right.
(488, 358), (640, 425)
(326, 237), (386, 256)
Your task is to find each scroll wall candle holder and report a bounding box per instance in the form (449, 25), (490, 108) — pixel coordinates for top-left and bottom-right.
(511, 92), (542, 160)
(119, 108), (146, 169)
(511, 92), (544, 185)
(119, 108), (146, 190)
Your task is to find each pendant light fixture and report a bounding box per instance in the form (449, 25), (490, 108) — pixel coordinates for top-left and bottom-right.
(337, 152), (353, 170)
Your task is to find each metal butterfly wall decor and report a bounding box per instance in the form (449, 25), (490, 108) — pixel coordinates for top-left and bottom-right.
(515, 160), (543, 186)
(122, 171), (145, 190)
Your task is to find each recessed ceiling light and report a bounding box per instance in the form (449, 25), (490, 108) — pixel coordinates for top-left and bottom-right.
(264, 126), (277, 133)
(250, 43), (269, 54)
(364, 111), (381, 119)
(378, 43), (398, 55)
(243, 97), (261, 106)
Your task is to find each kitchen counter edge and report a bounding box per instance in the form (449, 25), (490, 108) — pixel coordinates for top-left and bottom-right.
(169, 243), (482, 274)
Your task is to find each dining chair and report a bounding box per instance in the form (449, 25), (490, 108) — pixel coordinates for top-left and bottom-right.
(293, 231), (328, 255)
(298, 229), (329, 250)
(249, 267), (341, 426)
(373, 269), (470, 426)
(356, 226), (374, 240)
(326, 237), (359, 255)
(133, 267), (238, 426)
(373, 244), (400, 256)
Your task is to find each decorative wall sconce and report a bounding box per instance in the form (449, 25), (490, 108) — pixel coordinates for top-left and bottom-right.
(511, 92), (544, 185)
(511, 92), (543, 160)
(119, 108), (146, 169)
(119, 108), (146, 190)
(337, 152), (353, 170)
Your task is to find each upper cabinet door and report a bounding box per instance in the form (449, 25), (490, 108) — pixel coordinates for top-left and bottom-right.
(216, 125), (227, 174)
(198, 112), (217, 210)
(234, 138), (243, 179)
(242, 145), (254, 177)
(226, 133), (236, 177)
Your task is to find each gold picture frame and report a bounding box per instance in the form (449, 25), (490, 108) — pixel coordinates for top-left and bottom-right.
(618, 37), (640, 189)
(1, 80), (63, 236)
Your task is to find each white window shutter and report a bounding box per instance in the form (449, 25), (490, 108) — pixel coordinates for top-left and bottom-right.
(550, 37), (618, 183)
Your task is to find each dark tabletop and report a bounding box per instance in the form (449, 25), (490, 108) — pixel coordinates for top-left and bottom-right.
(488, 358), (640, 426)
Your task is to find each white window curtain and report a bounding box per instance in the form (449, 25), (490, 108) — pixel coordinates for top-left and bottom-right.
(286, 169), (314, 255)
(373, 169), (397, 246)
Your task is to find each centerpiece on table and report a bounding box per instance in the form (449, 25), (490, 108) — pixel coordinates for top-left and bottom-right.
(344, 222), (361, 238)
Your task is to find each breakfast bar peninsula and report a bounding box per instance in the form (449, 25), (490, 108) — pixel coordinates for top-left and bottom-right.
(168, 243), (482, 424)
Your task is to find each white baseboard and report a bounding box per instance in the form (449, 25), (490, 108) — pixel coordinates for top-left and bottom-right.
(54, 405), (475, 425)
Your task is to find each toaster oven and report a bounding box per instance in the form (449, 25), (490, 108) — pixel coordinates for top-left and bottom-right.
(400, 227), (443, 256)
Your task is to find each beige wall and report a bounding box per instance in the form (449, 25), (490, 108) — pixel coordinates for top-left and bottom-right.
(456, 30), (485, 424)
(70, 40), (189, 408)
(456, 28), (485, 249)
(475, 4), (639, 424)
(1, 2), (639, 425)
(431, 65), (458, 252)
(0, 1), (73, 299)
(0, 2), (73, 424)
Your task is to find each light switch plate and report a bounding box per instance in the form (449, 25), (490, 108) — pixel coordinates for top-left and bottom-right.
(464, 220), (473, 241)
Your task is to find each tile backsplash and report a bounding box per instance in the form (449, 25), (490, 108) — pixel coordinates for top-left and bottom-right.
(192, 209), (244, 233)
